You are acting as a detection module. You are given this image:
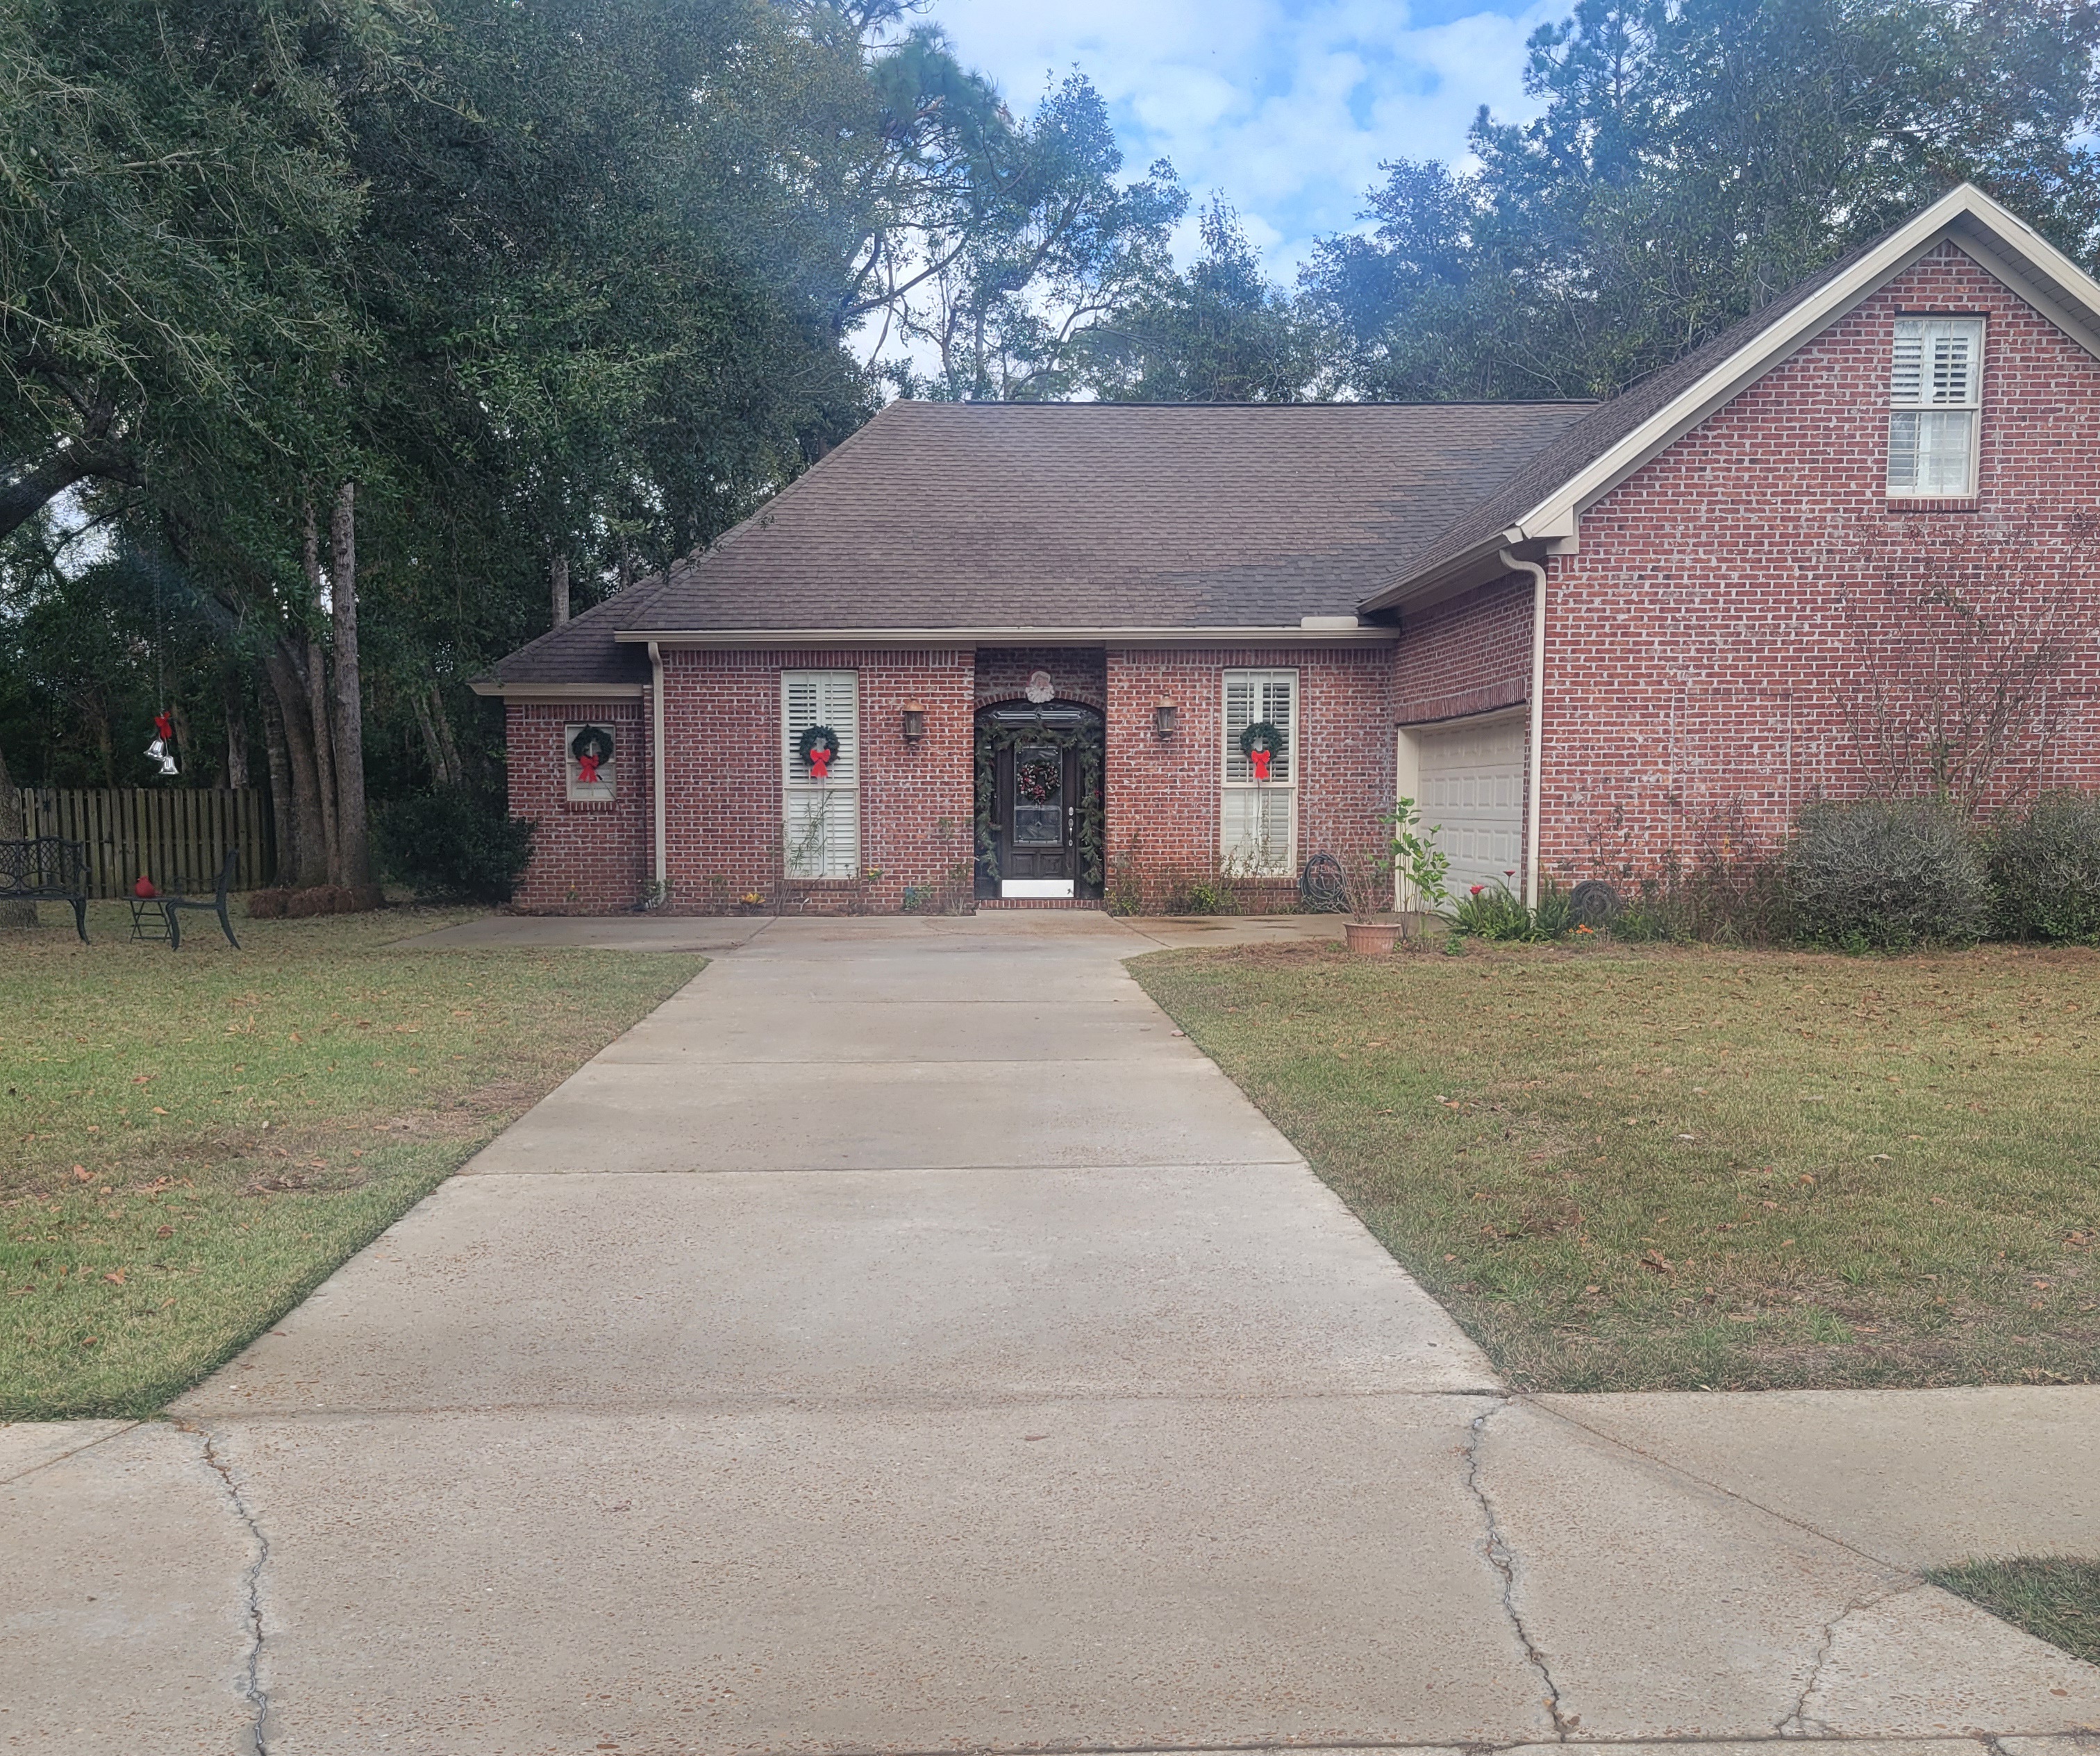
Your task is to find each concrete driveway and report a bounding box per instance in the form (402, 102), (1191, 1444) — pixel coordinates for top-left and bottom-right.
(6, 913), (2099, 1753)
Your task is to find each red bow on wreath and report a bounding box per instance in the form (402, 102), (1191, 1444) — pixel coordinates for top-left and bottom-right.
(808, 745), (832, 779)
(576, 752), (601, 783)
(1249, 747), (1272, 780)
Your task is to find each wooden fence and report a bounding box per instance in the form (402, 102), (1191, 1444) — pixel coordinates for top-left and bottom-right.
(10, 787), (275, 898)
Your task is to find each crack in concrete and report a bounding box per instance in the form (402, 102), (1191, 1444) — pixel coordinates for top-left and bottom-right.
(173, 1419), (272, 1755)
(1463, 1398), (1573, 1740)
(1776, 1577), (1924, 1734)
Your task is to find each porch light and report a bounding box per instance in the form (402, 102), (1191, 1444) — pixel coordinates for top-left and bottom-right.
(901, 699), (927, 742)
(1153, 698), (1178, 738)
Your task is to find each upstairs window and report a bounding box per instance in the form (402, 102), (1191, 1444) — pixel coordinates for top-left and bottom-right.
(1888, 315), (1983, 498)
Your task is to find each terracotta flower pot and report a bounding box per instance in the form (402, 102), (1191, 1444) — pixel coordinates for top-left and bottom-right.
(1344, 920), (1399, 955)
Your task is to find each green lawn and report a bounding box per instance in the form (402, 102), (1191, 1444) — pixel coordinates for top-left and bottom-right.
(2, 902), (699, 1418)
(1928, 1558), (2100, 1666)
(1131, 940), (2100, 1391)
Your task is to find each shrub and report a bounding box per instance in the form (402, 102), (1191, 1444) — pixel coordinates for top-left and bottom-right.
(1452, 879), (1534, 941)
(373, 789), (535, 903)
(247, 888), (288, 919)
(1785, 798), (1990, 951)
(1988, 791), (2100, 944)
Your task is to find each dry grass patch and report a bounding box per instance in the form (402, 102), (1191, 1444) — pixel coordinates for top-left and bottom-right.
(2, 903), (699, 1416)
(1131, 939), (2100, 1391)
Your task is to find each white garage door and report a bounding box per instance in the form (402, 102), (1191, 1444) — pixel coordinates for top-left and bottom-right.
(1412, 712), (1527, 895)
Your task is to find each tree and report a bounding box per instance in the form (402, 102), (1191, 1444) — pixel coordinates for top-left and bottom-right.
(1083, 198), (1321, 403)
(1306, 0), (2100, 401)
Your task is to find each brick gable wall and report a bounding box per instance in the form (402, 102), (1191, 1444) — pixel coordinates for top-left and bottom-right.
(1539, 243), (2100, 884)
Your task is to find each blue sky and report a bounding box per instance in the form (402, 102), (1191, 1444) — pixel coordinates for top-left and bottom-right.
(924, 0), (1564, 278)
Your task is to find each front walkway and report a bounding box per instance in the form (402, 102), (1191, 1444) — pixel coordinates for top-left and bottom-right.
(6, 914), (2098, 1752)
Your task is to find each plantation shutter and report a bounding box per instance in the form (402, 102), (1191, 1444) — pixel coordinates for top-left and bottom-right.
(1220, 669), (1297, 875)
(781, 670), (859, 878)
(1889, 316), (1983, 496)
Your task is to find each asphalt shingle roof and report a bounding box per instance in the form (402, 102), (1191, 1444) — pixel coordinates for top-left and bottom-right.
(479, 400), (1595, 685)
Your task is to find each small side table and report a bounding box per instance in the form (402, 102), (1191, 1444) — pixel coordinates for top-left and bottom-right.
(128, 897), (173, 943)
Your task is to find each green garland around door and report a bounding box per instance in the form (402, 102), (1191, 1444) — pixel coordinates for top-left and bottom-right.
(974, 719), (1105, 887)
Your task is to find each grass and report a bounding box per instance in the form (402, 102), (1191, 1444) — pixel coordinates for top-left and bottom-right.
(1928, 1557), (2100, 1666)
(1131, 939), (2100, 1391)
(2, 901), (699, 1419)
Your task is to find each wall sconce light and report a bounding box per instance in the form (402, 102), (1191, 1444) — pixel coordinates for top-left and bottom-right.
(1153, 698), (1178, 739)
(901, 700), (927, 742)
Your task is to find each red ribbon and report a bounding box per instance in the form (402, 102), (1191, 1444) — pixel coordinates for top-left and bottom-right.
(808, 746), (832, 779)
(1250, 748), (1272, 781)
(154, 712), (174, 743)
(577, 753), (601, 785)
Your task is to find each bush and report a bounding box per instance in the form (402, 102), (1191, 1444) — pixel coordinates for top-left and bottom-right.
(1785, 798), (1990, 951)
(1988, 791), (2100, 944)
(1450, 876), (1575, 943)
(373, 789), (535, 903)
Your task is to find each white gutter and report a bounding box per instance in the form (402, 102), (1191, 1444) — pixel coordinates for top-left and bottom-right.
(1499, 549), (1549, 912)
(648, 640), (667, 894)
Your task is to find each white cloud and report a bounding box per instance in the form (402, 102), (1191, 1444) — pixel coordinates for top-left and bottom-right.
(925, 0), (1560, 278)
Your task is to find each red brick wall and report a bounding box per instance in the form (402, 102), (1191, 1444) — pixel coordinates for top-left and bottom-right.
(975, 647), (1106, 710)
(1106, 645), (1397, 903)
(507, 700), (650, 914)
(1394, 578), (1534, 725)
(656, 648), (976, 913)
(1539, 243), (2100, 883)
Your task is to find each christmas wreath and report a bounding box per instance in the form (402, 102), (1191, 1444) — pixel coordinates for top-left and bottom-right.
(1015, 755), (1060, 803)
(570, 725), (614, 787)
(797, 723), (840, 779)
(1238, 719), (1287, 780)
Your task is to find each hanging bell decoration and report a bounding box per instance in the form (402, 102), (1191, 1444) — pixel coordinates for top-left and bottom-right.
(144, 711), (179, 778)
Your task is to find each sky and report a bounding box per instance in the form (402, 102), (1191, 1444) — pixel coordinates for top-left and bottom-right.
(922, 0), (1564, 279)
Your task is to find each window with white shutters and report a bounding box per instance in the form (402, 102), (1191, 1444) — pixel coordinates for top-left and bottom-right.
(1221, 669), (1297, 876)
(1888, 316), (1983, 497)
(781, 670), (860, 879)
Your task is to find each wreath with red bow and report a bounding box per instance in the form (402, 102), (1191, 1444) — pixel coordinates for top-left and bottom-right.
(797, 724), (840, 780)
(570, 725), (615, 786)
(1238, 720), (1287, 781)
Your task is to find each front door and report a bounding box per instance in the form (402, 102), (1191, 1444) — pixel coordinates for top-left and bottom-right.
(995, 740), (1077, 887)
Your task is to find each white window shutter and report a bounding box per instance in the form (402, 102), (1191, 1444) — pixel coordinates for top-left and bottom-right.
(1219, 668), (1298, 874)
(781, 669), (860, 878)
(1888, 316), (1982, 496)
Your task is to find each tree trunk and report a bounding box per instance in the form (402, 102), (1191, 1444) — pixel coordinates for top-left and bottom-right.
(169, 702), (195, 780)
(411, 683), (451, 788)
(431, 682), (465, 788)
(264, 641), (328, 888)
(260, 685), (297, 883)
(0, 739), (31, 927)
(301, 501), (340, 884)
(551, 548), (569, 628)
(224, 680), (251, 789)
(329, 482), (369, 887)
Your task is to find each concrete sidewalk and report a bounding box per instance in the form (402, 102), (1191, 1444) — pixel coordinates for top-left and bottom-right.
(6, 913), (2098, 1753)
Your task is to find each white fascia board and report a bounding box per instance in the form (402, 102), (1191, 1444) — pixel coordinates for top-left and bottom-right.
(1509, 183), (2100, 540)
(612, 626), (1401, 649)
(469, 680), (647, 700)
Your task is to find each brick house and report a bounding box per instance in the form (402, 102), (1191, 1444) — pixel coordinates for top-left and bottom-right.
(476, 185), (2100, 915)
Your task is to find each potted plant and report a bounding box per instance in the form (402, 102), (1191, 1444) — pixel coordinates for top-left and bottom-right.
(1388, 797), (1453, 943)
(1340, 846), (1399, 954)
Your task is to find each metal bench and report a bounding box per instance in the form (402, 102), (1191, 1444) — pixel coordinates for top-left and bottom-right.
(153, 846), (242, 951)
(0, 837), (90, 942)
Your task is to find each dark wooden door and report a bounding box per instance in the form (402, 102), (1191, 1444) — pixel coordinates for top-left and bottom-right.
(996, 741), (1077, 881)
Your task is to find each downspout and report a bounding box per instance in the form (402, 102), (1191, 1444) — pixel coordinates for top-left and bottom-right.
(648, 640), (667, 897)
(1499, 549), (1549, 912)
